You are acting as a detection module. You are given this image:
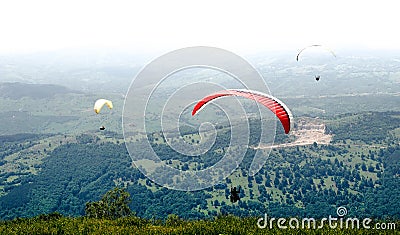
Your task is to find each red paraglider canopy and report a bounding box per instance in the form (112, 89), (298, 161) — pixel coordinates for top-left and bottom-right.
(192, 89), (293, 134)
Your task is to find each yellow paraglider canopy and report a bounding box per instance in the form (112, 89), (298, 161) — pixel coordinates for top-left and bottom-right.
(94, 99), (113, 114)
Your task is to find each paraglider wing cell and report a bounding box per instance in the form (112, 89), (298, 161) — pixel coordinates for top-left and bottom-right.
(94, 99), (113, 114)
(192, 89), (293, 134)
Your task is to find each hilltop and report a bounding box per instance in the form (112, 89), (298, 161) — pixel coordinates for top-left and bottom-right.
(0, 82), (82, 99)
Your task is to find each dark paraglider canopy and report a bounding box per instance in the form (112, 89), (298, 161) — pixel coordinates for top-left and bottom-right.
(100, 126), (106, 131)
(296, 45), (336, 61)
(296, 45), (336, 82)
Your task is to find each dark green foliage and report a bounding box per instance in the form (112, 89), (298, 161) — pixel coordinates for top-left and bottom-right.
(37, 212), (63, 221)
(0, 133), (48, 161)
(129, 186), (209, 220)
(85, 187), (131, 219)
(0, 142), (136, 219)
(327, 112), (400, 143)
(76, 134), (100, 144)
(362, 147), (400, 219)
(0, 141), (210, 221)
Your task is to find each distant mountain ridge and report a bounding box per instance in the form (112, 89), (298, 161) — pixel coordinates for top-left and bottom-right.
(0, 82), (82, 99)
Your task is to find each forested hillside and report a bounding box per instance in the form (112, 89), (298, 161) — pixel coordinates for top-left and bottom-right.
(0, 111), (399, 220)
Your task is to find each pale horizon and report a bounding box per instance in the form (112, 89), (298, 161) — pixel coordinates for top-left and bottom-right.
(1, 0), (400, 56)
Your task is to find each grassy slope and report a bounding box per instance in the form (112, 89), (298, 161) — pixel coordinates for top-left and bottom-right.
(0, 215), (398, 235)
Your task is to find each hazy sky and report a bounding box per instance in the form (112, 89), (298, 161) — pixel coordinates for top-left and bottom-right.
(1, 0), (399, 55)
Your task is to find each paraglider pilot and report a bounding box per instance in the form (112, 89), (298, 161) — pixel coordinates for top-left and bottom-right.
(230, 186), (241, 203)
